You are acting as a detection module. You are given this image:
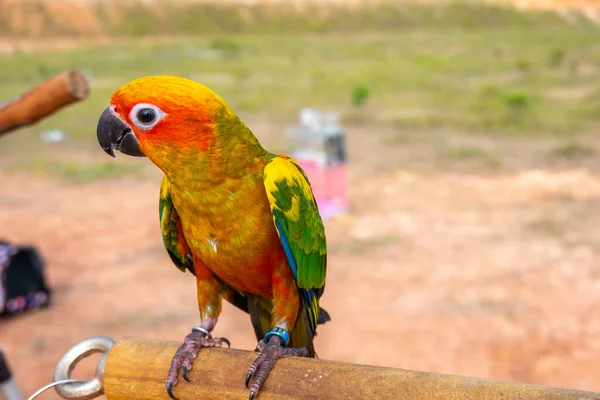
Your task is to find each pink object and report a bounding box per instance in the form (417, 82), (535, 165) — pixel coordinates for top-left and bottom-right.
(295, 157), (349, 220)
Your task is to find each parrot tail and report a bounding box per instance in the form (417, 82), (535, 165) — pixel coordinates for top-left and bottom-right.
(318, 307), (332, 324)
(247, 295), (322, 358)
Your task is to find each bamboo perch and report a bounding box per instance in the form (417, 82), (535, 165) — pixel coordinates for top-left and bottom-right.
(0, 70), (90, 137)
(102, 337), (600, 400)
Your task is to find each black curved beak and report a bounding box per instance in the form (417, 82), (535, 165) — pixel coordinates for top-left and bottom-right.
(96, 107), (145, 157)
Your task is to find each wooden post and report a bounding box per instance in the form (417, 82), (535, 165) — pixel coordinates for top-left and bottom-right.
(0, 70), (90, 137)
(103, 337), (600, 400)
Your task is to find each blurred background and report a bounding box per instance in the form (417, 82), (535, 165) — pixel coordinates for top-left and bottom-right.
(1, 0), (600, 398)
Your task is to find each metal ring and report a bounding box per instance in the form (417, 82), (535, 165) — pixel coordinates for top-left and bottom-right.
(191, 326), (212, 339)
(52, 336), (115, 400)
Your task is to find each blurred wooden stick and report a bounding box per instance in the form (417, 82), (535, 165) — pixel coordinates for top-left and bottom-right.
(0, 70), (90, 137)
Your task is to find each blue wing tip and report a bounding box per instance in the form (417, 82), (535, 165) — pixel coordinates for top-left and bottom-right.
(275, 218), (298, 279)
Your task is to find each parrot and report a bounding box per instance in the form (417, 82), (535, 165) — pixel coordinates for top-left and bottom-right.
(96, 75), (330, 399)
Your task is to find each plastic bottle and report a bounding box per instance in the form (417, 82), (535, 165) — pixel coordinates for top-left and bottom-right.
(284, 108), (349, 219)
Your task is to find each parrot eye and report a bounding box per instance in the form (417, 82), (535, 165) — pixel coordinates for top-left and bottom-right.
(138, 108), (155, 124)
(129, 103), (165, 131)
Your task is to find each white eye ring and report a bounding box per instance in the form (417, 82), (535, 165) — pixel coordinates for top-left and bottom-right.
(129, 103), (166, 131)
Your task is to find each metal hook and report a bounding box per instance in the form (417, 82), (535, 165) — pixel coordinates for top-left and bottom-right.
(40, 336), (115, 400)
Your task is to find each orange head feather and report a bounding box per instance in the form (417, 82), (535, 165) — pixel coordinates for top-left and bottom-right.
(101, 75), (264, 179)
(109, 76), (232, 154)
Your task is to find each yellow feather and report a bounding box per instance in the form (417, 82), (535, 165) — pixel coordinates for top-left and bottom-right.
(264, 157), (316, 208)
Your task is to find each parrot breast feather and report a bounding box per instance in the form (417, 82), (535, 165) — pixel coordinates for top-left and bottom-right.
(158, 175), (250, 316)
(159, 175), (194, 275)
(263, 156), (327, 334)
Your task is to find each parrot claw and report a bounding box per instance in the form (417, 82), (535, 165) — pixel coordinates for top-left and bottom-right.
(245, 371), (252, 388)
(166, 381), (178, 400)
(181, 365), (191, 382)
(245, 335), (309, 399)
(165, 327), (229, 399)
(219, 337), (231, 348)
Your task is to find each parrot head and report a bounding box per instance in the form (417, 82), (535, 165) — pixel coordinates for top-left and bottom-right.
(96, 75), (238, 164)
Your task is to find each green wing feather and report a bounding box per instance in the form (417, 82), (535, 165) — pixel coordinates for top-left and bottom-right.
(159, 175), (194, 274)
(263, 156), (327, 333)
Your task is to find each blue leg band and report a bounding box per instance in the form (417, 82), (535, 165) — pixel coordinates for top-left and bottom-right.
(264, 327), (290, 347)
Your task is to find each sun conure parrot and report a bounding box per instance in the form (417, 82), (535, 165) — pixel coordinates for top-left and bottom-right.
(96, 75), (330, 399)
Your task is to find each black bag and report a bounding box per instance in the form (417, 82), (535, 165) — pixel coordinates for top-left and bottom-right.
(0, 241), (51, 317)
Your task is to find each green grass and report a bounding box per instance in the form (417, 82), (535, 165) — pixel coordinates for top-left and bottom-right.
(1, 2), (600, 162)
(24, 157), (143, 184)
(53, 161), (142, 183)
(443, 146), (503, 167)
(551, 140), (597, 159)
(0, 149), (144, 183)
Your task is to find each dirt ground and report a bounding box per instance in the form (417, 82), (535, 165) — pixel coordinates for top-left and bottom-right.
(1, 122), (600, 398)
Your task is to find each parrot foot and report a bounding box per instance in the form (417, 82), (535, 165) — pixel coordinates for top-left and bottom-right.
(166, 327), (230, 400)
(245, 335), (309, 400)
